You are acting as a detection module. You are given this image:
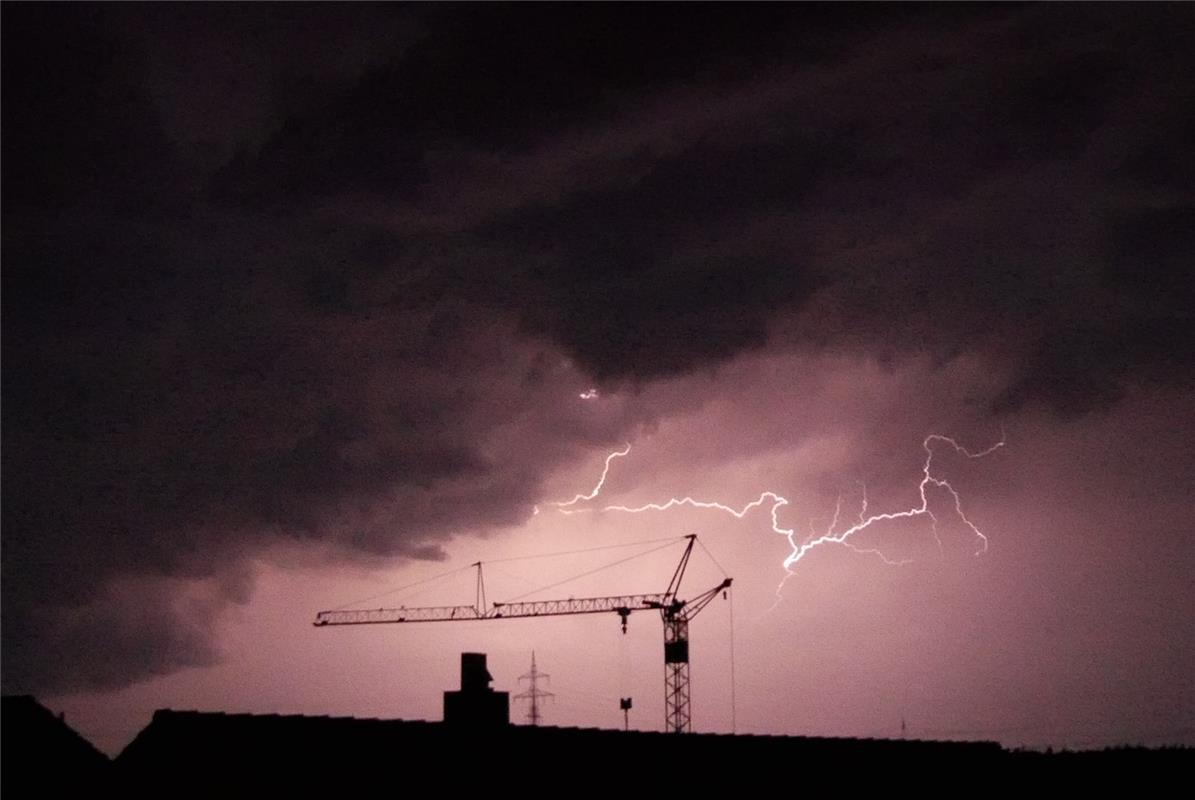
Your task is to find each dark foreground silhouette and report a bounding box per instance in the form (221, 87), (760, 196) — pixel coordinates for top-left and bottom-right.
(1, 695), (111, 793)
(4, 690), (1189, 795)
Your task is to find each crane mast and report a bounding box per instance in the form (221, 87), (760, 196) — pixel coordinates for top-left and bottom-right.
(314, 534), (731, 734)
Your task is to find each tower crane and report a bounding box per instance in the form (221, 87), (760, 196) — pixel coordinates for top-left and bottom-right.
(314, 535), (731, 734)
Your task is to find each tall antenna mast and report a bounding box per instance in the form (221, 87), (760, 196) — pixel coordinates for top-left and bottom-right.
(514, 651), (553, 726)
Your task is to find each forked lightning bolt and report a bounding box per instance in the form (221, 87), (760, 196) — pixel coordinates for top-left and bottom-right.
(769, 434), (1004, 574)
(545, 435), (1004, 584)
(533, 443), (631, 516)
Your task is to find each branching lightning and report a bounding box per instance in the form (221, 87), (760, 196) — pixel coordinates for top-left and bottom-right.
(538, 443), (632, 515)
(545, 434), (1004, 594)
(768, 434), (1004, 578)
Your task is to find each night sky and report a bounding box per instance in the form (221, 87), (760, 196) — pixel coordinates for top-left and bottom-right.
(3, 4), (1193, 753)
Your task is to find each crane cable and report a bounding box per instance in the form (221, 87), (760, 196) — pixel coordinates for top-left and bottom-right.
(328, 563), (475, 611)
(696, 537), (729, 578)
(729, 582), (737, 734)
(482, 535), (685, 564)
(328, 536), (688, 611)
(497, 539), (684, 604)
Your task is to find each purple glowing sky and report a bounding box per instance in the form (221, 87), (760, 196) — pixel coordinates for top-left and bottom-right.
(3, 4), (1192, 754)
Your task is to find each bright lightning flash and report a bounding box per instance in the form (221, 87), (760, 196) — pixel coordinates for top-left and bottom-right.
(546, 435), (1004, 594)
(536, 443), (632, 515)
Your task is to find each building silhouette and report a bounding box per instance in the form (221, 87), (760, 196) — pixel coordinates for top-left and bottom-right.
(1, 695), (111, 794)
(4, 655), (1191, 795)
(443, 652), (509, 727)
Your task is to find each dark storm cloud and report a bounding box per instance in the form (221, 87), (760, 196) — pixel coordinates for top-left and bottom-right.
(1, 4), (642, 692)
(3, 4), (1193, 692)
(221, 3), (1194, 392)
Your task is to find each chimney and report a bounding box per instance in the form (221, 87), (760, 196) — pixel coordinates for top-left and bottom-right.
(443, 652), (509, 727)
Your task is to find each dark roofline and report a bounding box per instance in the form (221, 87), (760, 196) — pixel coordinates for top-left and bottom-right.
(135, 707), (1002, 750)
(1, 694), (111, 764)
